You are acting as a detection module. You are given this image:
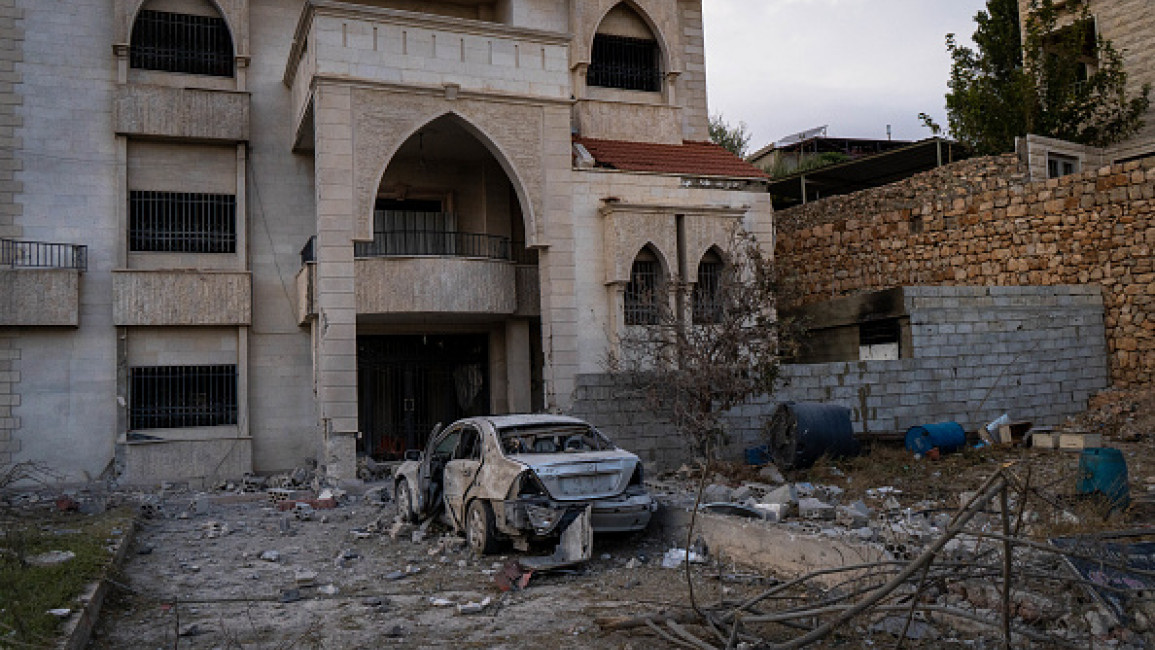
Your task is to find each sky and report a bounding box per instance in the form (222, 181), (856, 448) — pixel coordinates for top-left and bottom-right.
(702, 0), (991, 153)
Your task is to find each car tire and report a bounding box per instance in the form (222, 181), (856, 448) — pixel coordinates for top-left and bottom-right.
(396, 480), (416, 523)
(466, 499), (498, 555)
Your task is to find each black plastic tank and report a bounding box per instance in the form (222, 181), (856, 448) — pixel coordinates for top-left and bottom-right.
(767, 402), (860, 470)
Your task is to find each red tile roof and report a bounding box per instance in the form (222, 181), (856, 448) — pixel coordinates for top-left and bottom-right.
(574, 137), (769, 179)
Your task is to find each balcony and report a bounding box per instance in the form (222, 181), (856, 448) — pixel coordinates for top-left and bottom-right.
(284, 1), (570, 142)
(114, 83), (250, 142)
(0, 238), (86, 327)
(113, 270), (252, 326)
(296, 226), (540, 319)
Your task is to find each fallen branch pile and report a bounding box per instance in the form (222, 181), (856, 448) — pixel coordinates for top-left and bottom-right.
(604, 463), (1155, 648)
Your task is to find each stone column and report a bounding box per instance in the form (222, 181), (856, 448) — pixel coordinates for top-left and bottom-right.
(312, 84), (359, 481)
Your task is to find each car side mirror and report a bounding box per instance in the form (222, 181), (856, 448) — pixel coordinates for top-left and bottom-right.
(404, 450), (424, 462)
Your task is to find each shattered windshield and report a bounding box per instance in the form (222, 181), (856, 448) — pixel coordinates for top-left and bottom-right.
(498, 424), (615, 455)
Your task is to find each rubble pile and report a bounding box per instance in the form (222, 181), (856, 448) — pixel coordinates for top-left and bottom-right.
(635, 460), (1155, 649)
(1073, 386), (1155, 443)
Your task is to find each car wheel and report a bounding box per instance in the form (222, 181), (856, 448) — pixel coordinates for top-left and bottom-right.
(396, 480), (416, 523)
(466, 499), (498, 555)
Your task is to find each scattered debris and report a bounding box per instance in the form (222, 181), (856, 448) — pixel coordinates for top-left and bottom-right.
(494, 560), (534, 592)
(27, 550), (76, 567)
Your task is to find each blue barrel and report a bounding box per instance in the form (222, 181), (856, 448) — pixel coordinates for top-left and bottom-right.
(1077, 447), (1130, 509)
(905, 422), (966, 455)
(745, 445), (770, 466)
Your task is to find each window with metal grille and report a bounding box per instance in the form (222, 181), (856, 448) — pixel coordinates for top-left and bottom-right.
(587, 34), (661, 92)
(130, 9), (234, 77)
(624, 258), (662, 325)
(130, 365), (237, 430)
(129, 190), (236, 253)
(693, 257), (724, 324)
(859, 319), (900, 346)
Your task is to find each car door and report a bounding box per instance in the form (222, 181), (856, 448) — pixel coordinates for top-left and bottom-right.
(418, 425), (461, 513)
(443, 424), (482, 529)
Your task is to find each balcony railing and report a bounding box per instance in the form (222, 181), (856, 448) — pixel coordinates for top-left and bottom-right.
(1, 238), (88, 271)
(355, 228), (511, 261)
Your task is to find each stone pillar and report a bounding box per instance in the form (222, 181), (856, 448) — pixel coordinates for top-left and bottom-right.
(506, 320), (532, 413)
(312, 84), (359, 481)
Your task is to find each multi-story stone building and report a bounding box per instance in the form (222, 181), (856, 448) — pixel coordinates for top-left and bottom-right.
(0, 0), (772, 484)
(1016, 0), (1155, 178)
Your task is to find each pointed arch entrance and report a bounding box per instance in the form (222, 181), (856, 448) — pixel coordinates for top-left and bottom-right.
(355, 113), (542, 458)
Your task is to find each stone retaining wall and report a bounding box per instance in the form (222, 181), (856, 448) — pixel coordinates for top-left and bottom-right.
(776, 154), (1155, 388)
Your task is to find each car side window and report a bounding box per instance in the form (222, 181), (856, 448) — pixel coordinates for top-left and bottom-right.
(433, 429), (461, 459)
(454, 426), (481, 461)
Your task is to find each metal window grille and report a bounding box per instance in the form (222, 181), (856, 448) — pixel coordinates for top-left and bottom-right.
(0, 238), (87, 270)
(587, 34), (661, 92)
(859, 319), (900, 346)
(693, 261), (724, 324)
(129, 190), (236, 253)
(130, 365), (237, 430)
(353, 211), (511, 260)
(130, 9), (234, 77)
(624, 260), (661, 325)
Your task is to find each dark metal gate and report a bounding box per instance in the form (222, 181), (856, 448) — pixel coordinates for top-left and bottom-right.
(357, 334), (489, 460)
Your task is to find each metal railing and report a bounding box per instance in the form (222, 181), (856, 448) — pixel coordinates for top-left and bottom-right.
(300, 236), (316, 265)
(130, 9), (235, 77)
(587, 34), (662, 92)
(0, 237), (88, 271)
(130, 364), (238, 431)
(355, 228), (511, 261)
(129, 190), (237, 253)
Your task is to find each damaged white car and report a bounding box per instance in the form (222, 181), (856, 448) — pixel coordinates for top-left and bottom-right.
(394, 415), (655, 564)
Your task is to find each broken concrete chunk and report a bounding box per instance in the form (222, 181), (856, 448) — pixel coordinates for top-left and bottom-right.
(752, 502), (786, 522)
(429, 597), (455, 607)
(763, 484), (798, 506)
(457, 597), (492, 615)
(835, 501), (871, 527)
(798, 497), (835, 520)
(363, 486), (389, 505)
(295, 569), (317, 586)
(701, 483), (734, 504)
(660, 548), (706, 568)
(758, 465), (786, 484)
(259, 550), (281, 562)
(731, 485), (754, 502)
(318, 584), (339, 596)
(27, 550), (76, 566)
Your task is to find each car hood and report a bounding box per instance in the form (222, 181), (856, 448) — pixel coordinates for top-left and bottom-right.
(512, 451), (639, 500)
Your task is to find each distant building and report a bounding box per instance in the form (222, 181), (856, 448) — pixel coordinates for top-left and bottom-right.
(0, 0), (771, 484)
(747, 126), (912, 177)
(1016, 0), (1155, 180)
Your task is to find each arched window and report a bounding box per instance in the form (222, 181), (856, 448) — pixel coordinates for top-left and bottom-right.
(587, 4), (661, 92)
(693, 250), (724, 324)
(624, 248), (663, 325)
(130, 2), (234, 77)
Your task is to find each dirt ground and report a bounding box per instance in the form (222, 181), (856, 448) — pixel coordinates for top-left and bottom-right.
(40, 387), (1155, 647)
(87, 488), (773, 650)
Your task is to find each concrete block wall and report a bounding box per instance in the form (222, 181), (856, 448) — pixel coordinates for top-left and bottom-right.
(767, 285), (1109, 437)
(568, 373), (687, 471)
(572, 286), (1110, 470)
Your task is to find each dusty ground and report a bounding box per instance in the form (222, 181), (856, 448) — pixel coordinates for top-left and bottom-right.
(88, 488), (780, 649)
(22, 387), (1155, 648)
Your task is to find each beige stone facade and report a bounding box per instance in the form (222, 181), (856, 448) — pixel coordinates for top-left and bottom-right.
(1, 0), (771, 484)
(1017, 0), (1155, 174)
